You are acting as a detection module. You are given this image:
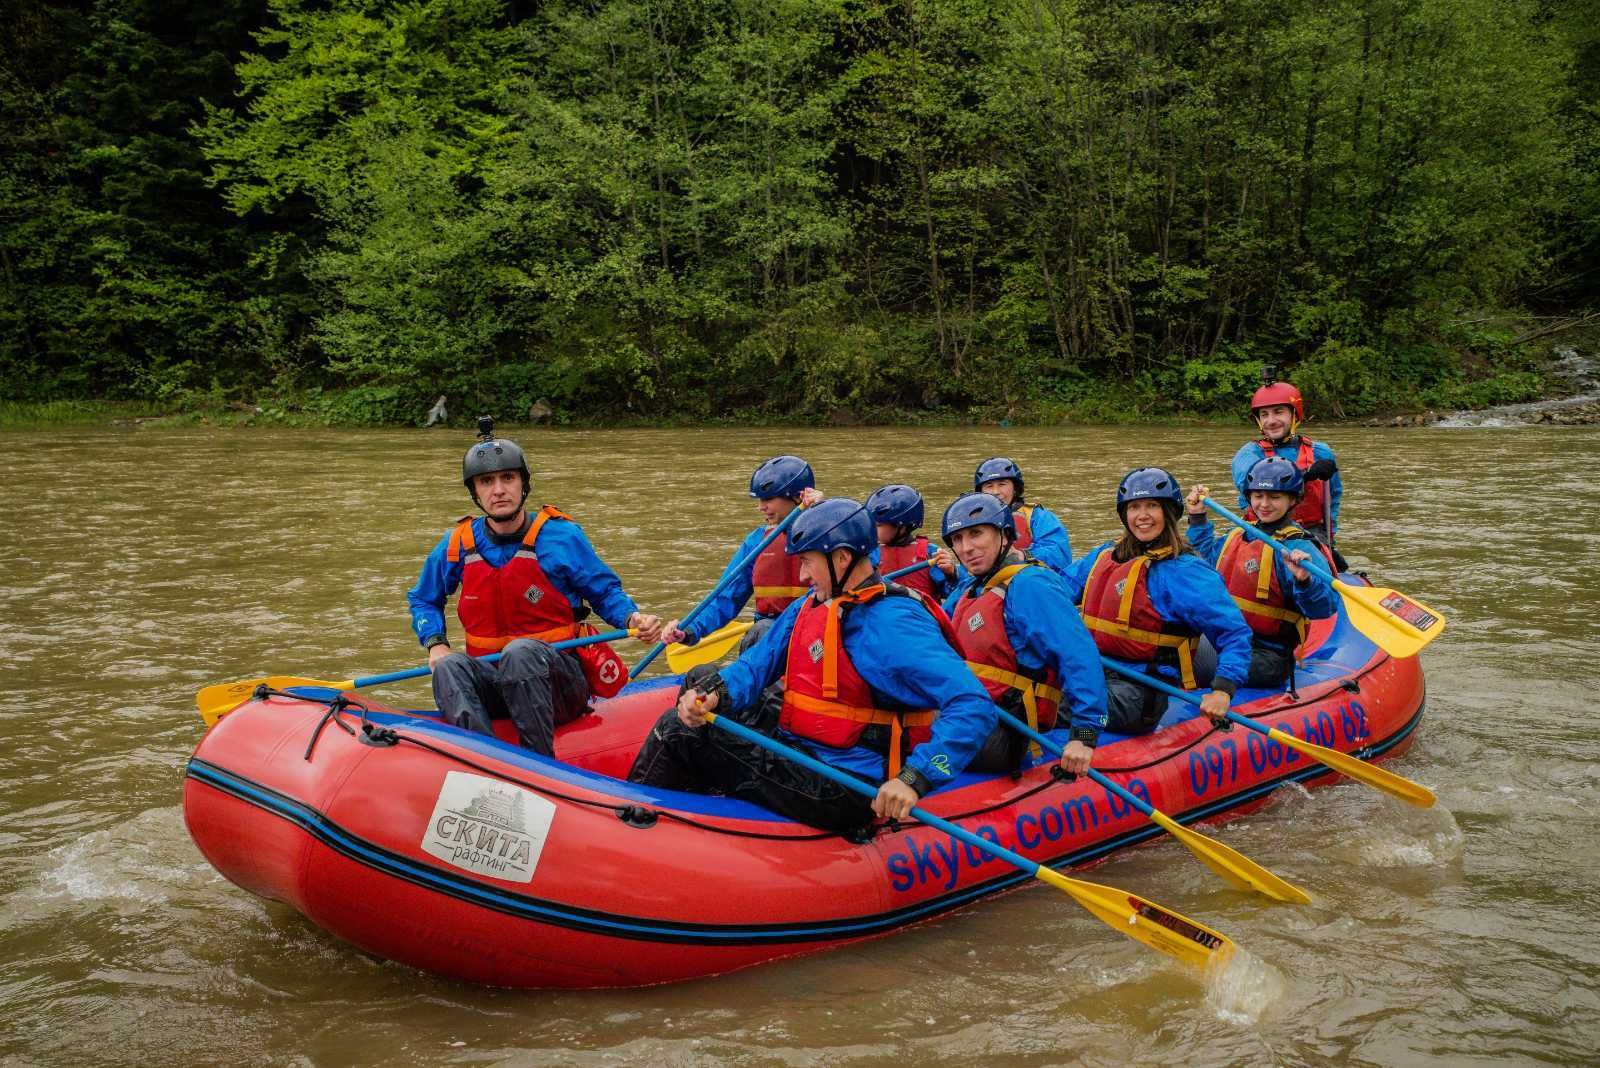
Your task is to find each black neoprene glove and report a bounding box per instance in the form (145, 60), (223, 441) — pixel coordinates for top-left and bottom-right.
(1304, 458), (1338, 481)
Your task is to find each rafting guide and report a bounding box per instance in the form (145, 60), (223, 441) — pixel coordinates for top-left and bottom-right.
(406, 417), (663, 755)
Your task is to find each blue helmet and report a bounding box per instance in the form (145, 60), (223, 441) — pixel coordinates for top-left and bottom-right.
(865, 484), (925, 530)
(1243, 456), (1304, 496)
(749, 455), (814, 500)
(1116, 467), (1183, 517)
(786, 498), (876, 557)
(974, 456), (1024, 497)
(940, 491), (1015, 547)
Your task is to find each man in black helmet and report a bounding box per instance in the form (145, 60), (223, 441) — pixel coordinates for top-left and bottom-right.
(406, 421), (663, 756)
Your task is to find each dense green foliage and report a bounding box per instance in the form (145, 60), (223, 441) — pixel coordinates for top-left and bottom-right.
(3, 0), (1596, 423)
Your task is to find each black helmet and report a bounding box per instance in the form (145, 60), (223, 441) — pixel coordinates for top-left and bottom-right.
(462, 417), (531, 508)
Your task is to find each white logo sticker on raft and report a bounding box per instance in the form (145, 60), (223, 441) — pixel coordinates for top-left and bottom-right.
(421, 771), (556, 884)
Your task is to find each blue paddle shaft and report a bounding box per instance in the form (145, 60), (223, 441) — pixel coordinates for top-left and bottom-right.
(1098, 654), (1268, 740)
(630, 506), (805, 677)
(351, 629), (629, 689)
(988, 707), (1155, 819)
(1202, 497), (1336, 584)
(883, 558), (940, 582)
(705, 711), (1045, 878)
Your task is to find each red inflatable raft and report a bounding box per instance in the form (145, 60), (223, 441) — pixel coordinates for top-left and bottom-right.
(183, 593), (1425, 988)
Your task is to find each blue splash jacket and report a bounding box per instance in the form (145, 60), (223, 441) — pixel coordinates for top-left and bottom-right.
(942, 563), (1109, 741)
(1061, 542), (1255, 691)
(720, 590), (999, 785)
(407, 513), (639, 648)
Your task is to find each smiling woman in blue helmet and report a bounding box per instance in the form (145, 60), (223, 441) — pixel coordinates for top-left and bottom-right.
(628, 498), (999, 833)
(1059, 467), (1253, 736)
(1185, 456), (1339, 690)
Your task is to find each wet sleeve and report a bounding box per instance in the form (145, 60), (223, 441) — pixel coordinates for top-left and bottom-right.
(1004, 571), (1109, 738)
(406, 530), (461, 647)
(1186, 516), (1222, 565)
(539, 521), (640, 630)
(682, 527), (765, 643)
(847, 600), (998, 786)
(1279, 537), (1339, 619)
(1025, 507), (1073, 573)
(1060, 543), (1110, 604)
(1231, 443), (1262, 511)
(1153, 559), (1253, 691)
(719, 597), (803, 709)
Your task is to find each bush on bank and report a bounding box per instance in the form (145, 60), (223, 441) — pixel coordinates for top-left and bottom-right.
(2, 1), (1595, 426)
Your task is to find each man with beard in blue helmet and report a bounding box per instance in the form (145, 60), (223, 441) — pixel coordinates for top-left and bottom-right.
(628, 498), (999, 833)
(660, 454), (823, 655)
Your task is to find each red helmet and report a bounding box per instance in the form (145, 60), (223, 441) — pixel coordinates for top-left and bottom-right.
(1250, 382), (1304, 424)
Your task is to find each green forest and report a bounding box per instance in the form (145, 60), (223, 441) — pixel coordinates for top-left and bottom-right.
(2, 0), (1597, 426)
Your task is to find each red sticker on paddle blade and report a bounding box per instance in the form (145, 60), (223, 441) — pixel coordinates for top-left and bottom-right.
(1378, 593), (1438, 631)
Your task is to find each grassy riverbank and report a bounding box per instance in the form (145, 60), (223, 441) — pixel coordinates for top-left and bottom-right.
(7, 328), (1582, 432)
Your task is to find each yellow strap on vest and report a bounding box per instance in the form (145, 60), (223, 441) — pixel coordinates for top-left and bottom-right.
(982, 560), (1036, 593)
(966, 661), (1063, 759)
(753, 585), (810, 598)
(1230, 596), (1302, 624)
(1082, 617), (1199, 688)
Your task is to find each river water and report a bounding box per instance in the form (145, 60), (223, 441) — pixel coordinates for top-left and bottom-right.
(0, 424), (1595, 1066)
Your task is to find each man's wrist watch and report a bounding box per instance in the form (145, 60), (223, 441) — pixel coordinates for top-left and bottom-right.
(895, 767), (930, 797)
(424, 634), (449, 650)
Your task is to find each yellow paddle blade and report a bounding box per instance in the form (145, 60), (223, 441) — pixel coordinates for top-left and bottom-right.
(1034, 866), (1236, 971)
(1266, 725), (1436, 808)
(195, 674), (353, 727)
(1150, 811), (1311, 904)
(665, 621), (753, 673)
(1333, 579), (1446, 659)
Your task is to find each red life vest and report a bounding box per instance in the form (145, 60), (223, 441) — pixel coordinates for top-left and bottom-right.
(951, 560), (1063, 747)
(879, 537), (937, 597)
(778, 583), (954, 776)
(1249, 436), (1329, 530)
(750, 528), (808, 617)
(1011, 504), (1034, 551)
(445, 506), (629, 699)
(1080, 547), (1200, 688)
(1216, 525), (1337, 648)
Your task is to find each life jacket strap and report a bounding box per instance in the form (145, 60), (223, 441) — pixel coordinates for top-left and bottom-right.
(965, 661), (1063, 759)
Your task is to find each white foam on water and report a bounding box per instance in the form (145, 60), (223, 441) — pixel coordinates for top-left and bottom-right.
(1349, 805), (1465, 868)
(3, 807), (206, 925)
(1205, 946), (1286, 1026)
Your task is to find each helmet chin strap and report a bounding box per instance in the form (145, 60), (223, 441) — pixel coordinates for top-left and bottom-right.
(823, 549), (863, 600)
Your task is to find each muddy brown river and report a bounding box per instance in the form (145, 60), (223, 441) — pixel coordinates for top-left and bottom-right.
(1, 424), (1595, 1066)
